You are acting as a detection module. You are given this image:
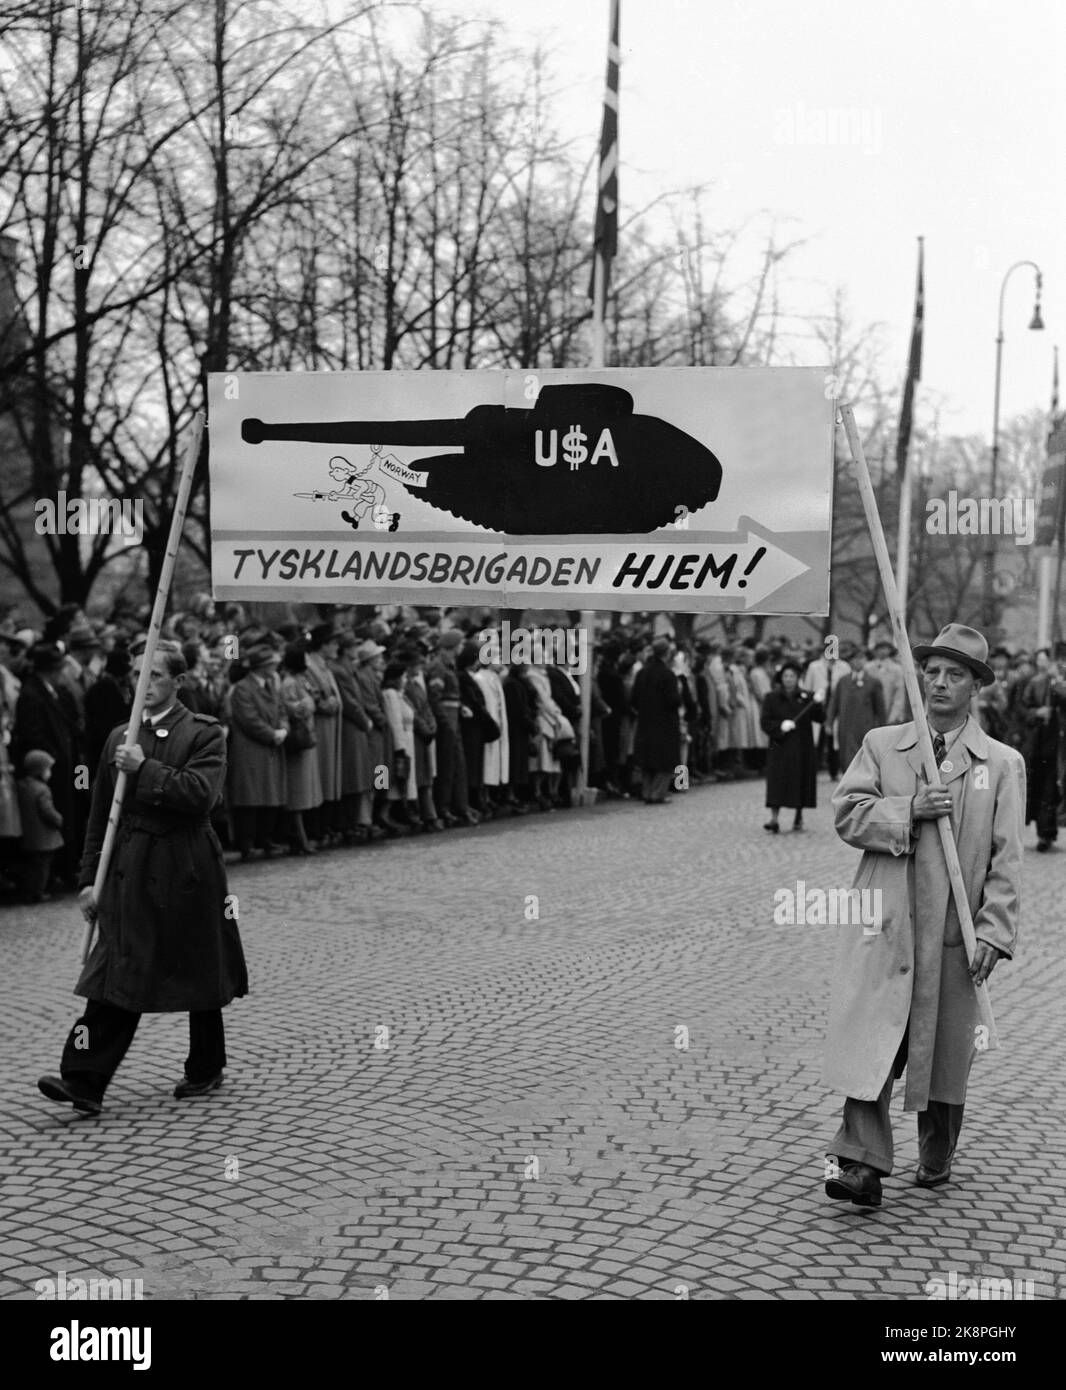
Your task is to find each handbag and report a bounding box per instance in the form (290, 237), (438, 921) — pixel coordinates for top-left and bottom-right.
(551, 712), (578, 762)
(478, 708), (501, 742)
(285, 720), (316, 751)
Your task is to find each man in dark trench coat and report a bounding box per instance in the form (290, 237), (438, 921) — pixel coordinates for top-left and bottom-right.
(37, 642), (247, 1115)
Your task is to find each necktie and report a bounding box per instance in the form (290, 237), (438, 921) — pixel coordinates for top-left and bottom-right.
(933, 733), (946, 768)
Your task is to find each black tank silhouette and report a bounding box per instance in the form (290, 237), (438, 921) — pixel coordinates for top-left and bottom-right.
(241, 383), (723, 534)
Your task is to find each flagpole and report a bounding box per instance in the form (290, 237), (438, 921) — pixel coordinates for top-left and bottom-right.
(896, 451), (914, 619)
(895, 237), (924, 626)
(579, 0), (619, 804)
(79, 411), (206, 963)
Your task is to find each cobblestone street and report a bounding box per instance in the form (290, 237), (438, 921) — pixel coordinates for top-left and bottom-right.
(2, 775), (1063, 1301)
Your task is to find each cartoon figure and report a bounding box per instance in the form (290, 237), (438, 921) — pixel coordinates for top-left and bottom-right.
(293, 451), (400, 531)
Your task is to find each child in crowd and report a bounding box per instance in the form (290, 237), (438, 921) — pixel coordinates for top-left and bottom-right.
(17, 749), (64, 902)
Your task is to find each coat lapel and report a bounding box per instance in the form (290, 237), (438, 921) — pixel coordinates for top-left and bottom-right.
(894, 714), (986, 785)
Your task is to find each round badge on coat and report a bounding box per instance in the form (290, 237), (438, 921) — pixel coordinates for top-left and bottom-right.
(156, 727), (169, 738)
(940, 759), (953, 773)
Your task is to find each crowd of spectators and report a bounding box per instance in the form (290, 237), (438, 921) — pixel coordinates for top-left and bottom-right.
(1, 600), (1064, 902)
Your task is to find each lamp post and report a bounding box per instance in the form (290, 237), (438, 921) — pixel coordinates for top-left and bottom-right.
(984, 261), (1044, 626)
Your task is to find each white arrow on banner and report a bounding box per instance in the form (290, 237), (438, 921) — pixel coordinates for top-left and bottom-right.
(605, 528), (810, 609)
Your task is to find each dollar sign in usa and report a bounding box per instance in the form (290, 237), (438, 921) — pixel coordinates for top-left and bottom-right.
(562, 425), (588, 470)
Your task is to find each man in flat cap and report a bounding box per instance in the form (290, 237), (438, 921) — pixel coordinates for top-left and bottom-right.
(823, 624), (1024, 1207)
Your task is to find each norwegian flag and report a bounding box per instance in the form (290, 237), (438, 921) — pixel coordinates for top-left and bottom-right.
(590, 0), (620, 300)
(895, 236), (924, 478)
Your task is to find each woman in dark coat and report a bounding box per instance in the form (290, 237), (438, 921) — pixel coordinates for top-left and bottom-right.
(503, 665), (535, 801)
(761, 661), (823, 832)
(596, 642), (629, 794)
(631, 637), (681, 804)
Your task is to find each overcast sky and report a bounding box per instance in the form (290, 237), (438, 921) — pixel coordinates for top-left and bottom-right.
(448, 0), (1064, 441)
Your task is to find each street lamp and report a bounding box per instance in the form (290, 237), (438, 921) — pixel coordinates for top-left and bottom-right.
(984, 261), (1044, 626)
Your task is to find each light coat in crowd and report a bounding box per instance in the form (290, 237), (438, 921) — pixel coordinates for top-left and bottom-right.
(305, 650), (343, 803)
(280, 671), (322, 813)
(382, 686), (417, 801)
(474, 666), (510, 786)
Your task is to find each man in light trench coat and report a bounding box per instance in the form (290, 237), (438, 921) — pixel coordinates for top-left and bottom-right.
(823, 624), (1024, 1207)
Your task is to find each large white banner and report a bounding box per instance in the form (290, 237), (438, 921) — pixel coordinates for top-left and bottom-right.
(208, 367), (834, 613)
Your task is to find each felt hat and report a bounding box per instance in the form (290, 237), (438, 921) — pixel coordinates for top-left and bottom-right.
(245, 644), (281, 670)
(911, 623), (994, 687)
(30, 642), (67, 672)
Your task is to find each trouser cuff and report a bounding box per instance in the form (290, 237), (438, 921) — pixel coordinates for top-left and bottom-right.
(831, 1143), (893, 1176)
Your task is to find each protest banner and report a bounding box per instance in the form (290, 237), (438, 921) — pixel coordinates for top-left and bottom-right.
(208, 367), (834, 614)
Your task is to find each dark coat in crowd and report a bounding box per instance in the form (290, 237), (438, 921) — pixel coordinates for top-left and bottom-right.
(13, 672), (80, 847)
(330, 658), (374, 795)
(17, 774), (64, 852)
(761, 686), (821, 809)
(354, 665), (389, 773)
(458, 668), (496, 793)
(1019, 670), (1066, 828)
(631, 654), (681, 772)
(826, 671), (886, 771)
(405, 678), (437, 789)
(597, 663), (628, 767)
(502, 670), (535, 788)
(547, 665), (582, 735)
(75, 703), (248, 1013)
(85, 673), (132, 771)
(178, 673), (221, 719)
(227, 672), (288, 807)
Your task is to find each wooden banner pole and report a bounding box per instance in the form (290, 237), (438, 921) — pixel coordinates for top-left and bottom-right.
(839, 403), (999, 1049)
(79, 411), (206, 964)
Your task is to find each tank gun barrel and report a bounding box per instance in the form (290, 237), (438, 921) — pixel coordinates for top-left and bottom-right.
(242, 417), (468, 447)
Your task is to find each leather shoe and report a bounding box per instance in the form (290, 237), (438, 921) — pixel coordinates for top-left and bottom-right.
(174, 1073), (223, 1099)
(38, 1074), (102, 1116)
(915, 1163), (951, 1188)
(825, 1160), (882, 1207)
